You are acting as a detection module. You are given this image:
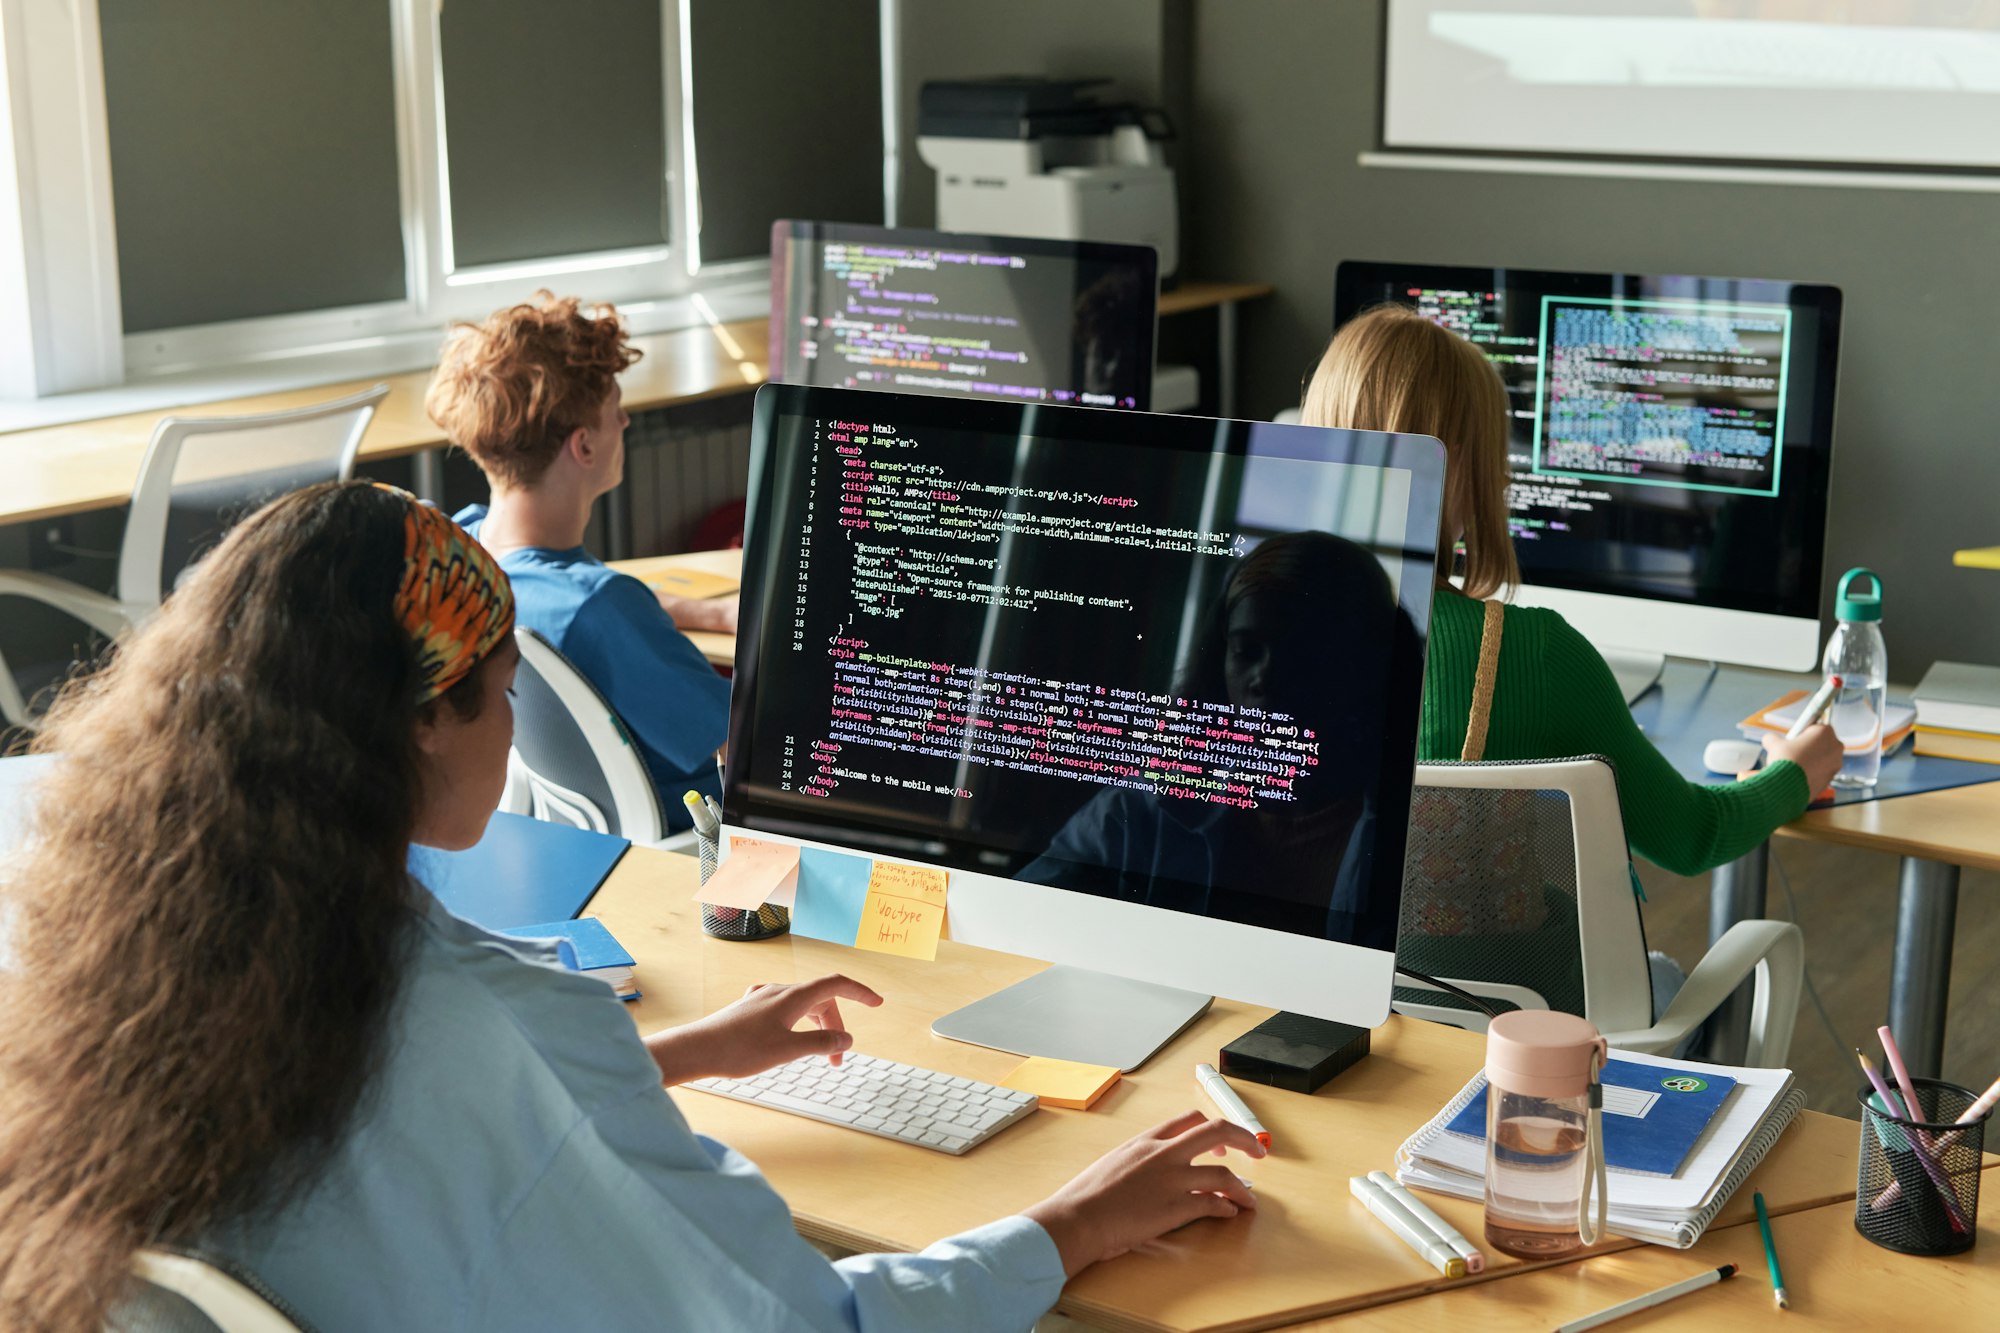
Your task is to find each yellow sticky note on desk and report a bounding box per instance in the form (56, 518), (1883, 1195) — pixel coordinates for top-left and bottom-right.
(694, 837), (798, 911)
(999, 1057), (1122, 1111)
(643, 566), (740, 599)
(853, 861), (947, 960)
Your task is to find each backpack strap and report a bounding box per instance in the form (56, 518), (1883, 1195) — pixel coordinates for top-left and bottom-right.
(1460, 599), (1506, 762)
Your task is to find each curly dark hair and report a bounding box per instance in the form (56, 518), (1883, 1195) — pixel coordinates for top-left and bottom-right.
(0, 482), (494, 1329)
(425, 290), (643, 487)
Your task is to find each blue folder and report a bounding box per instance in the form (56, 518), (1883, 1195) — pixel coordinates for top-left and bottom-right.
(1446, 1057), (1737, 1178)
(410, 812), (630, 930)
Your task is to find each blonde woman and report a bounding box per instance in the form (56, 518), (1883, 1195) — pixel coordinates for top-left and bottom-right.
(1301, 306), (1842, 879)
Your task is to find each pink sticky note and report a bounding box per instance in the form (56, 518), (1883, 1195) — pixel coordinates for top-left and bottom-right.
(694, 837), (799, 910)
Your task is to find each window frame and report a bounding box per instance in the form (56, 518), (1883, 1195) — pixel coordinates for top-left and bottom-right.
(107, 0), (770, 381)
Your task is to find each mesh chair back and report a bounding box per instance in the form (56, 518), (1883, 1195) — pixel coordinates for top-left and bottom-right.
(1396, 779), (1588, 1020)
(120, 385), (387, 607)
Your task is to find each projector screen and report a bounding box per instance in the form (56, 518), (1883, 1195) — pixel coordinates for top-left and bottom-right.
(1384, 1), (2000, 170)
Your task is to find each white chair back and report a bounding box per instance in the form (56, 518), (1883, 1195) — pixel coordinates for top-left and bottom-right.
(120, 1249), (308, 1332)
(1395, 756), (1802, 1066)
(120, 384), (388, 609)
(509, 628), (666, 843)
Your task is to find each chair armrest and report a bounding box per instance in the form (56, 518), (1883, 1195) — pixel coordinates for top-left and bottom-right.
(0, 569), (144, 641)
(1601, 920), (1803, 1067)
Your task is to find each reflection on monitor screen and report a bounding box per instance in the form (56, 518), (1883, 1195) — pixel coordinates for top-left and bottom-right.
(771, 221), (1158, 411)
(725, 386), (1445, 1054)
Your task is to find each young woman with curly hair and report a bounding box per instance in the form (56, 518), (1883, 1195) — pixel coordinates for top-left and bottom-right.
(0, 481), (1260, 1331)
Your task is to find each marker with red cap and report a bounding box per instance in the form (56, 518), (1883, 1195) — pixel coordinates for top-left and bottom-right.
(1195, 1063), (1270, 1148)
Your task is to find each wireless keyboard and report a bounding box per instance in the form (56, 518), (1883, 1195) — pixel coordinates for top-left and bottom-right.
(684, 1052), (1039, 1155)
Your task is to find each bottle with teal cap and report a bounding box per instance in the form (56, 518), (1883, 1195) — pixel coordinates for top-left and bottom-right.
(1824, 568), (1888, 788)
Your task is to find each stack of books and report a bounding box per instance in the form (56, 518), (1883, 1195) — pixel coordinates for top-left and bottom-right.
(1396, 1049), (1805, 1248)
(1913, 662), (2000, 764)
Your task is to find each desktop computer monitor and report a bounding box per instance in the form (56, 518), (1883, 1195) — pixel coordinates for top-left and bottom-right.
(770, 220), (1158, 411)
(722, 383), (1447, 1068)
(1333, 261), (1842, 697)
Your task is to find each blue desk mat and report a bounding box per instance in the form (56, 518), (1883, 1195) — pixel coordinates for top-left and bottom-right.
(410, 812), (631, 929)
(1630, 662), (1998, 808)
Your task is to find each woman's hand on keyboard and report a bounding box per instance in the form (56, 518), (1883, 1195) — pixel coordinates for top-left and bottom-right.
(1023, 1110), (1265, 1276)
(644, 973), (884, 1085)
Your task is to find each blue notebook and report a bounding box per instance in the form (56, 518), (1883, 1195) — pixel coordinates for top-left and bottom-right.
(410, 813), (630, 931)
(495, 917), (640, 1000)
(1445, 1056), (1737, 1178)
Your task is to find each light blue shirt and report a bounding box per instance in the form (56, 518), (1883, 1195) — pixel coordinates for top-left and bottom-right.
(212, 890), (1067, 1331)
(455, 505), (730, 832)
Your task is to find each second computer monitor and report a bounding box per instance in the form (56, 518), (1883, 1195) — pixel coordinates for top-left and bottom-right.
(724, 384), (1446, 1054)
(1335, 260), (1842, 682)
(771, 221), (1158, 410)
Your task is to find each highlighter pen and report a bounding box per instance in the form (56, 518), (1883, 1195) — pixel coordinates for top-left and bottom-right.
(683, 791), (720, 839)
(1195, 1063), (1270, 1148)
(1367, 1170), (1484, 1274)
(1348, 1176), (1466, 1279)
(1786, 674), (1842, 739)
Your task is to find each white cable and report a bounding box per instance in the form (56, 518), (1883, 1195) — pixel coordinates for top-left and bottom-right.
(1769, 845), (1853, 1070)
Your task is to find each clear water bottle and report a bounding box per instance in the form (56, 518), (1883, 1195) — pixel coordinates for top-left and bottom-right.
(1824, 568), (1888, 789)
(1482, 1011), (1608, 1259)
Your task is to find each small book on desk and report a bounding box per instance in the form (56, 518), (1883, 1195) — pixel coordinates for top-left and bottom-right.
(1914, 661), (2000, 737)
(1738, 690), (1914, 755)
(1399, 1049), (1805, 1248)
(496, 917), (639, 1000)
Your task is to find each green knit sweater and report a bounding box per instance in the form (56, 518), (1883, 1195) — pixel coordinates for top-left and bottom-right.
(1419, 588), (1809, 877)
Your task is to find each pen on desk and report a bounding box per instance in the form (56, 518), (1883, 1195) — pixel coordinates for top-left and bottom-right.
(1786, 674), (1842, 739)
(1348, 1176), (1466, 1279)
(1195, 1063), (1270, 1148)
(1367, 1170), (1484, 1274)
(1553, 1264), (1736, 1333)
(1752, 1192), (1788, 1311)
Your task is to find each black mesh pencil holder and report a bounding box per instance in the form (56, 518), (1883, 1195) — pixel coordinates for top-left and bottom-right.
(696, 830), (790, 941)
(1855, 1077), (1988, 1256)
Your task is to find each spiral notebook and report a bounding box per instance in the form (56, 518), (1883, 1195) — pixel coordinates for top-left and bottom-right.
(1396, 1048), (1805, 1248)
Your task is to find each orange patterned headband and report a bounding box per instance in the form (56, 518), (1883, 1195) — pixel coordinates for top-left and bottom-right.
(379, 486), (514, 704)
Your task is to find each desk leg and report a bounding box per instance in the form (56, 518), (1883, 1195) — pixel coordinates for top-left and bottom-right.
(412, 448), (444, 503)
(1217, 301), (1239, 419)
(1703, 841), (1769, 1064)
(1889, 857), (1959, 1080)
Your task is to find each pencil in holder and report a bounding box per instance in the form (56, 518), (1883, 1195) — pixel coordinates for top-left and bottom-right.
(696, 829), (790, 942)
(1855, 1077), (1988, 1256)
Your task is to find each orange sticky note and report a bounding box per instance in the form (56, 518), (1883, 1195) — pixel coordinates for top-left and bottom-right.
(999, 1057), (1122, 1110)
(694, 837), (799, 910)
(853, 861), (947, 960)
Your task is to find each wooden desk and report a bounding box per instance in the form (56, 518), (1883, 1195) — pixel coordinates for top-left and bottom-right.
(588, 845), (1885, 1333)
(0, 280), (1275, 530)
(608, 549), (743, 668)
(1305, 1190), (2000, 1329)
(0, 318), (768, 527)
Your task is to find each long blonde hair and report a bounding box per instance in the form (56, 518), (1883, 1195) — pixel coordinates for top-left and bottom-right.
(1300, 305), (1520, 599)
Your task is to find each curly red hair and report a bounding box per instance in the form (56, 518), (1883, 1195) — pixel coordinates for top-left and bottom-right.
(425, 291), (642, 487)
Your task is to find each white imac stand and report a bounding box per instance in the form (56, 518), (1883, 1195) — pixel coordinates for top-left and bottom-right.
(1509, 583), (1822, 701)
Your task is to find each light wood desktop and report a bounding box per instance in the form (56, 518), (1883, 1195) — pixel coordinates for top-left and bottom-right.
(0, 318), (770, 528)
(1301, 1193), (2000, 1330)
(610, 549), (742, 669)
(0, 282), (1274, 530)
(588, 845), (1907, 1333)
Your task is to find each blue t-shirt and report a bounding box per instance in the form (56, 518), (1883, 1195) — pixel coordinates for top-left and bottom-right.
(457, 505), (728, 832)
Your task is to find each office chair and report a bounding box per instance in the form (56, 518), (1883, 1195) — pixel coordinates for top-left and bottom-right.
(112, 1248), (311, 1333)
(0, 384), (390, 726)
(502, 627), (668, 843)
(1394, 756), (1803, 1067)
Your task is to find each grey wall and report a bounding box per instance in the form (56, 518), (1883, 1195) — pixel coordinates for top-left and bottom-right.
(1182, 1), (2000, 678)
